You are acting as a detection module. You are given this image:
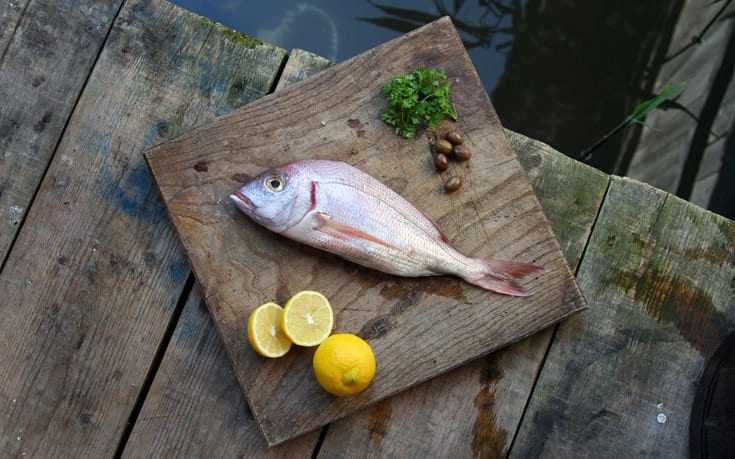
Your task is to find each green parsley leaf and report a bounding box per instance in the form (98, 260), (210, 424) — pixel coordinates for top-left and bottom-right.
(380, 68), (458, 139)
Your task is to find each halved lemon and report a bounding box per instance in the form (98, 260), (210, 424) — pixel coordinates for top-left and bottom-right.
(280, 290), (333, 346)
(247, 302), (292, 358)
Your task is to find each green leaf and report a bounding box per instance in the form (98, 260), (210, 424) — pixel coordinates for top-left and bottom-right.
(628, 82), (686, 123)
(379, 67), (458, 139)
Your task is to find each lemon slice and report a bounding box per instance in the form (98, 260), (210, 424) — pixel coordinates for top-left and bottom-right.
(247, 302), (292, 358)
(280, 290), (333, 346)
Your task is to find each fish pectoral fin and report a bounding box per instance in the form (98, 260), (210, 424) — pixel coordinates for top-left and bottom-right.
(313, 212), (395, 249)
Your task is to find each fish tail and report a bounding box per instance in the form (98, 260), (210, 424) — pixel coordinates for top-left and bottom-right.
(463, 259), (543, 297)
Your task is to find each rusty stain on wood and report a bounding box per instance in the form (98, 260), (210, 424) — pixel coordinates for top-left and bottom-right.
(231, 173), (252, 183)
(471, 354), (507, 459)
(511, 177), (735, 457)
(193, 160), (209, 172)
(347, 118), (366, 137)
(612, 268), (732, 355)
(367, 399), (393, 445)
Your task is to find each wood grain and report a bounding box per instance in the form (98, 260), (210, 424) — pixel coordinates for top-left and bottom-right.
(0, 0), (28, 56)
(690, 331), (735, 459)
(275, 49), (331, 91)
(691, 37), (735, 210)
(318, 131), (609, 458)
(123, 284), (318, 457)
(511, 177), (735, 457)
(123, 48), (329, 458)
(129, 49), (603, 457)
(627, 1), (735, 196)
(147, 18), (585, 445)
(0, 0), (285, 456)
(0, 0), (123, 266)
(690, 171), (718, 209)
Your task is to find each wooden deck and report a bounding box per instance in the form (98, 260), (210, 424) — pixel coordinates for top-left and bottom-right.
(0, 1), (733, 457)
(627, 0), (735, 214)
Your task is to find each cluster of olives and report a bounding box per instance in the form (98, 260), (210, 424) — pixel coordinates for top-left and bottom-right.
(432, 130), (471, 193)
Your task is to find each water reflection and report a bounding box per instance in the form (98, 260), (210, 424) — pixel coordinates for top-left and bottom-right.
(490, 0), (683, 173)
(257, 3), (339, 61)
(172, 0), (685, 175)
(355, 0), (685, 174)
(358, 0), (519, 50)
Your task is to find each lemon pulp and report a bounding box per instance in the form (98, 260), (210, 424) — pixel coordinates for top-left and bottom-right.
(247, 302), (292, 358)
(280, 290), (333, 347)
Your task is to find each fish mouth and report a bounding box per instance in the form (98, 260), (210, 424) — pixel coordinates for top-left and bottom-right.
(229, 190), (256, 212)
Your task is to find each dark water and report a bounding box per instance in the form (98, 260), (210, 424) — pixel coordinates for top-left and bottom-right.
(172, 0), (682, 174)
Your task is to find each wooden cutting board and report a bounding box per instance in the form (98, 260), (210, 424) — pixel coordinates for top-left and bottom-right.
(146, 17), (585, 446)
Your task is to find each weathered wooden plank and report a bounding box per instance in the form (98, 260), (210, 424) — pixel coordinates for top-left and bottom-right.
(274, 49), (331, 91)
(131, 42), (608, 456)
(690, 171), (718, 209)
(689, 326), (735, 458)
(122, 48), (328, 457)
(318, 133), (609, 458)
(0, 0), (124, 267)
(690, 52), (735, 210)
(130, 49), (607, 455)
(147, 17), (586, 445)
(123, 285), (317, 457)
(0, 0), (27, 55)
(511, 176), (735, 457)
(695, 61), (735, 183)
(128, 43), (605, 457)
(627, 1), (735, 194)
(707, 127), (735, 218)
(0, 1), (286, 456)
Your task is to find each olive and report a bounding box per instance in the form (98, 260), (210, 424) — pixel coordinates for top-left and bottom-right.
(435, 139), (452, 155)
(445, 131), (463, 145)
(453, 144), (472, 161)
(445, 176), (462, 193)
(434, 153), (449, 172)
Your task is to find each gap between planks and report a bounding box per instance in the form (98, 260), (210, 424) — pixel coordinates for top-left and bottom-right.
(506, 174), (613, 455)
(112, 48), (294, 455)
(0, 0), (128, 275)
(675, 22), (735, 200)
(113, 273), (195, 458)
(0, 1), (287, 454)
(124, 42), (605, 456)
(0, 0), (31, 67)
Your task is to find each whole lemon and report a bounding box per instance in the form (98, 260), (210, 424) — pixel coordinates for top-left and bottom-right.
(313, 334), (376, 396)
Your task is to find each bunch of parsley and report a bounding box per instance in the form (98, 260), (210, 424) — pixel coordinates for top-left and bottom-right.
(380, 68), (458, 139)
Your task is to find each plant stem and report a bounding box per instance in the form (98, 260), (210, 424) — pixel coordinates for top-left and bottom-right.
(576, 117), (632, 162)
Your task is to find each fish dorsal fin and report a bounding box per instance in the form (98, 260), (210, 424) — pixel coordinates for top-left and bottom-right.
(313, 212), (396, 250)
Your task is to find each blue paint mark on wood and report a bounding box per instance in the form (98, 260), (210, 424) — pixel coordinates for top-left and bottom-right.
(99, 160), (166, 224)
(98, 132), (113, 157)
(143, 125), (159, 148)
(214, 105), (233, 117)
(167, 257), (189, 284)
(143, 120), (173, 148)
(173, 298), (208, 344)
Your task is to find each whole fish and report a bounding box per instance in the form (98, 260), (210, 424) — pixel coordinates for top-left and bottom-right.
(230, 160), (541, 296)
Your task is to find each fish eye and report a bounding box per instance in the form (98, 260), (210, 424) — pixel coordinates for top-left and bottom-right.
(264, 175), (285, 192)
